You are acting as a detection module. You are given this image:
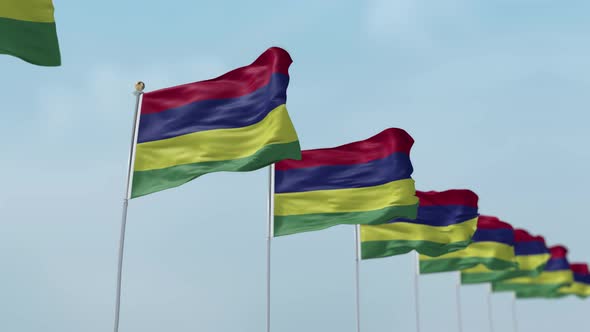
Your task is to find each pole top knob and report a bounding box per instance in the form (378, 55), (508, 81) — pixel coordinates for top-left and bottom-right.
(135, 81), (145, 92)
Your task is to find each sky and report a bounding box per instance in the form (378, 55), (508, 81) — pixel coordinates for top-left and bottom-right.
(1, 0), (590, 331)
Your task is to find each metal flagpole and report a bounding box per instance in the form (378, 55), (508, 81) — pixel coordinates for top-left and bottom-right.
(113, 81), (144, 332)
(354, 225), (362, 332)
(511, 293), (518, 332)
(487, 284), (494, 332)
(455, 273), (463, 332)
(413, 252), (421, 332)
(266, 164), (275, 332)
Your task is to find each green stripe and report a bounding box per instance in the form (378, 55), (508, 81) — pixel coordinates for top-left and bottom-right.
(0, 17), (60, 66)
(462, 264), (546, 285)
(420, 257), (517, 274)
(131, 141), (301, 198)
(492, 281), (568, 294)
(361, 239), (472, 260)
(514, 284), (571, 298)
(273, 204), (418, 237)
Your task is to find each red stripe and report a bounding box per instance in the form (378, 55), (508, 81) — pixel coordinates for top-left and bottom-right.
(416, 189), (478, 207)
(549, 245), (568, 258)
(570, 263), (590, 275)
(275, 128), (414, 171)
(141, 47), (292, 115)
(514, 229), (546, 244)
(477, 215), (513, 230)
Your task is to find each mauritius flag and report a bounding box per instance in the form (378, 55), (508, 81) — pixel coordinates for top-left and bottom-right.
(273, 128), (419, 236)
(555, 263), (590, 299)
(493, 245), (573, 298)
(360, 189), (478, 259)
(461, 229), (550, 284)
(131, 47), (301, 198)
(420, 216), (517, 274)
(0, 0), (61, 66)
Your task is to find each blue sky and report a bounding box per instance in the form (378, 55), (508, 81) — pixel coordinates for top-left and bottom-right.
(1, 0), (590, 331)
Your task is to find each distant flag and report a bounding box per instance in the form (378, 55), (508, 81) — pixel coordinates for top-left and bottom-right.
(555, 263), (590, 299)
(420, 216), (517, 274)
(273, 128), (419, 236)
(461, 229), (550, 284)
(493, 245), (573, 298)
(131, 47), (301, 198)
(360, 189), (478, 259)
(0, 0), (61, 66)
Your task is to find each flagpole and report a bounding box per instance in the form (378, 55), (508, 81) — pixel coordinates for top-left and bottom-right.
(266, 164), (275, 332)
(487, 284), (494, 332)
(511, 293), (518, 332)
(113, 81), (144, 332)
(354, 225), (361, 332)
(455, 273), (463, 332)
(413, 252), (421, 332)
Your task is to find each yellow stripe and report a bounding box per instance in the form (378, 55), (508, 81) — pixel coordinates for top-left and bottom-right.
(135, 105), (298, 171)
(463, 253), (549, 274)
(462, 264), (496, 273)
(559, 282), (590, 296)
(504, 270), (573, 285)
(360, 217), (476, 244)
(419, 242), (514, 262)
(0, 0), (55, 23)
(516, 254), (550, 271)
(274, 178), (417, 216)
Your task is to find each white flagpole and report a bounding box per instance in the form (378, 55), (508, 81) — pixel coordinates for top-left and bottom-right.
(113, 81), (144, 332)
(413, 252), (421, 332)
(455, 273), (463, 332)
(511, 293), (518, 332)
(266, 164), (275, 332)
(354, 225), (362, 332)
(487, 284), (494, 332)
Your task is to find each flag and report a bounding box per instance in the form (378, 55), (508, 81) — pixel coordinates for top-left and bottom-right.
(273, 128), (419, 236)
(131, 47), (301, 198)
(555, 263), (590, 299)
(360, 189), (478, 259)
(461, 229), (550, 284)
(419, 216), (517, 274)
(0, 0), (61, 66)
(493, 245), (573, 298)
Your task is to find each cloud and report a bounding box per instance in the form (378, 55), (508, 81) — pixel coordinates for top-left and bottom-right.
(363, 0), (475, 46)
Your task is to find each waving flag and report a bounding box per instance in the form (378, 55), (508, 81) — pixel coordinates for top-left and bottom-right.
(420, 216), (517, 274)
(556, 263), (590, 298)
(132, 47), (301, 198)
(360, 189), (478, 259)
(493, 245), (573, 298)
(273, 128), (418, 236)
(0, 0), (61, 66)
(461, 229), (550, 284)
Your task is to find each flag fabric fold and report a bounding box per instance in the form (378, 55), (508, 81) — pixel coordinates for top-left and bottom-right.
(0, 0), (61, 66)
(556, 263), (590, 299)
(419, 216), (517, 274)
(360, 189), (478, 259)
(131, 47), (301, 198)
(273, 128), (419, 236)
(493, 245), (573, 298)
(461, 229), (550, 284)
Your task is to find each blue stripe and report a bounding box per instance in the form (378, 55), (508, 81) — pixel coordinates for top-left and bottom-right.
(138, 73), (289, 143)
(545, 258), (569, 271)
(472, 228), (514, 246)
(515, 241), (549, 256)
(574, 274), (590, 284)
(389, 205), (478, 227)
(274, 152), (412, 193)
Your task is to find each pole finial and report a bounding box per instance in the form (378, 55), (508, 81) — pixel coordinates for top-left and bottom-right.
(135, 81), (145, 92)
